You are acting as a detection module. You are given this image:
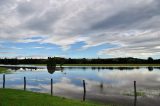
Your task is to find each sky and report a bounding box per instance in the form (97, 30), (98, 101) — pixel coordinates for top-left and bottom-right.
(0, 0), (160, 59)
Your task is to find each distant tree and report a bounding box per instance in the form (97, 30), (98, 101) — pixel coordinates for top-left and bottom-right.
(47, 57), (56, 67)
(82, 58), (87, 64)
(148, 57), (153, 63)
(59, 58), (65, 67)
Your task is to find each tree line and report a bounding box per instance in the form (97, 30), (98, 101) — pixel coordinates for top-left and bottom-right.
(0, 57), (159, 65)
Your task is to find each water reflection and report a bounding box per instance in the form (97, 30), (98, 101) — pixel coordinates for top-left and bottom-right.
(148, 67), (153, 71)
(0, 66), (160, 106)
(47, 66), (65, 74)
(1, 65), (160, 73)
(47, 66), (56, 74)
(64, 66), (159, 71)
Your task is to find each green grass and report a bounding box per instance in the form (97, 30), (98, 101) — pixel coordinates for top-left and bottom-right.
(31, 64), (160, 67)
(123, 91), (145, 97)
(136, 91), (145, 96)
(0, 89), (117, 106)
(0, 67), (10, 74)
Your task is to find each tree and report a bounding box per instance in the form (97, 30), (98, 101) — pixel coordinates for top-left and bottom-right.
(147, 57), (153, 63)
(47, 57), (56, 67)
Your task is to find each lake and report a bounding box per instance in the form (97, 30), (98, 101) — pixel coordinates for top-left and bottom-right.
(0, 65), (160, 106)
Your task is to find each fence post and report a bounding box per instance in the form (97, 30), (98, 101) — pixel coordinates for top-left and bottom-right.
(83, 80), (86, 101)
(134, 81), (137, 106)
(51, 78), (53, 96)
(24, 77), (26, 91)
(3, 74), (5, 88)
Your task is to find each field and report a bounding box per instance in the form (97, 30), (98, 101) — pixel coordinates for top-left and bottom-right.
(0, 89), (114, 106)
(0, 67), (10, 73)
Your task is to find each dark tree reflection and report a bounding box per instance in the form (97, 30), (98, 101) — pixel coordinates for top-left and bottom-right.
(47, 66), (56, 74)
(148, 67), (153, 71)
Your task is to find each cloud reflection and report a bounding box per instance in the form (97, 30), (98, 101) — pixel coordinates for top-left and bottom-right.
(98, 69), (160, 88)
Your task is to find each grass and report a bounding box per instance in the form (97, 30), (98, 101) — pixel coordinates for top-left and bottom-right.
(0, 67), (10, 74)
(123, 91), (145, 97)
(0, 88), (117, 106)
(136, 91), (145, 96)
(30, 64), (160, 67)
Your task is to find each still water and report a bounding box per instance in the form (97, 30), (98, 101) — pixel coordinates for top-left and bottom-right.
(0, 66), (160, 106)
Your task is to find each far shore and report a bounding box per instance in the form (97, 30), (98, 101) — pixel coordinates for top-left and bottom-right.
(28, 64), (160, 67)
(1, 64), (160, 67)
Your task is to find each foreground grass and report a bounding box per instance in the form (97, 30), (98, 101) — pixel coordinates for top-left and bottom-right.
(0, 67), (10, 74)
(0, 89), (110, 106)
(31, 64), (160, 67)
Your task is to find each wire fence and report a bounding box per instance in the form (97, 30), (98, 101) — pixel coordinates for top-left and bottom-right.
(1, 74), (160, 106)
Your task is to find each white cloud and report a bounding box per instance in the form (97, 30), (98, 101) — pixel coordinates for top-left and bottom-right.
(0, 0), (160, 57)
(11, 46), (23, 50)
(0, 52), (17, 54)
(97, 30), (160, 58)
(32, 46), (44, 49)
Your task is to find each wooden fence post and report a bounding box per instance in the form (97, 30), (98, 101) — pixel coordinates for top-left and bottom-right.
(51, 78), (53, 96)
(3, 74), (5, 88)
(24, 77), (26, 91)
(134, 81), (137, 106)
(83, 80), (86, 101)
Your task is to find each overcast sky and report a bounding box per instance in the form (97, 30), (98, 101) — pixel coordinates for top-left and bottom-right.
(0, 0), (160, 58)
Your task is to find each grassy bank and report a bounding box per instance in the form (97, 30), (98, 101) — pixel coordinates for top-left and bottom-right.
(31, 64), (160, 67)
(0, 89), (108, 106)
(0, 67), (10, 73)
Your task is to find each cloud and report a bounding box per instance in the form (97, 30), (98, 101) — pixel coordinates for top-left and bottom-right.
(32, 46), (44, 49)
(16, 55), (48, 59)
(0, 0), (160, 57)
(97, 30), (160, 58)
(0, 52), (17, 54)
(0, 46), (22, 55)
(10, 46), (23, 50)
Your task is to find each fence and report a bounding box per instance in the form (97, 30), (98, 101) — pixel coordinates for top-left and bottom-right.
(1, 74), (138, 106)
(2, 74), (87, 101)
